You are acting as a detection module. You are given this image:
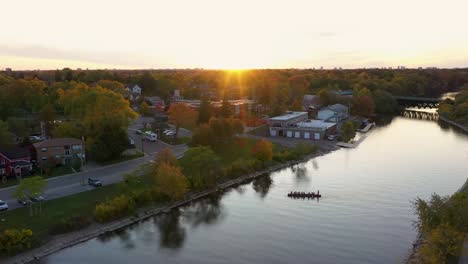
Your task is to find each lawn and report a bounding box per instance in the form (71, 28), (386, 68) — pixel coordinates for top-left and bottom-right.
(0, 185), (122, 237)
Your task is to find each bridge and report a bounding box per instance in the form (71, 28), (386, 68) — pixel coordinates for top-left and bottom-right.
(393, 96), (442, 109)
(401, 109), (439, 121)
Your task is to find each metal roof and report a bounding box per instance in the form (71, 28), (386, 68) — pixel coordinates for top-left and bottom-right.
(270, 112), (308, 121)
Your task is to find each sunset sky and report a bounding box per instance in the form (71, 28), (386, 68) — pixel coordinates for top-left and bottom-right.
(1, 0), (468, 70)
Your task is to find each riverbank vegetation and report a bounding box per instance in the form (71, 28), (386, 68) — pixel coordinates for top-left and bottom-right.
(438, 90), (468, 127)
(413, 184), (468, 263)
(0, 136), (316, 257)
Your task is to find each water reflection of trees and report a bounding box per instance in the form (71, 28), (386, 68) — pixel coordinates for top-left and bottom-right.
(154, 209), (186, 250)
(182, 193), (225, 227)
(291, 164), (310, 184)
(97, 226), (136, 250)
(252, 174), (273, 199)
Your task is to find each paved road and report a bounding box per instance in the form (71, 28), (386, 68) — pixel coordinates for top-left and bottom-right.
(0, 121), (187, 211)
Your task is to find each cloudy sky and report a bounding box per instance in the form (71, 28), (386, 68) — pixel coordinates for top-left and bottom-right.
(1, 0), (467, 70)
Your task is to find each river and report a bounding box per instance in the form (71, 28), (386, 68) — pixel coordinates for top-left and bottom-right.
(41, 114), (468, 264)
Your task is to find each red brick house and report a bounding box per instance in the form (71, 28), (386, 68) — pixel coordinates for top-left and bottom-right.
(0, 147), (33, 178)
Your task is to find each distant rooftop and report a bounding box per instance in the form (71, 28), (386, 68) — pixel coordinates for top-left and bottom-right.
(296, 119), (336, 129)
(270, 111), (307, 121)
(324, 103), (348, 113)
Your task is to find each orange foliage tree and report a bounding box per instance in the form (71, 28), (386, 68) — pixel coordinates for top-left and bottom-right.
(252, 139), (273, 162)
(168, 103), (198, 137)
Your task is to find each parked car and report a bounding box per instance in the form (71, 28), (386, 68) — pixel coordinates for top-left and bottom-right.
(0, 200), (8, 211)
(327, 135), (338, 141)
(18, 198), (31, 206)
(145, 131), (157, 142)
(88, 178), (102, 187)
(29, 135), (42, 141)
(135, 129), (143, 135)
(28, 195), (45, 202)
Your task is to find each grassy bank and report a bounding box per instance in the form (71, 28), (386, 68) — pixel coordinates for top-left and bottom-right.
(0, 137), (317, 257)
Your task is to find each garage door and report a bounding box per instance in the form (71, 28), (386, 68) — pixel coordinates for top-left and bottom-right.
(294, 131), (300, 138)
(286, 131), (293, 138)
(314, 132), (321, 140)
(304, 132), (310, 139)
(270, 129), (276, 136)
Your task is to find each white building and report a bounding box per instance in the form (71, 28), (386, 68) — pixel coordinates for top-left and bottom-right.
(317, 104), (349, 122)
(268, 111), (336, 140)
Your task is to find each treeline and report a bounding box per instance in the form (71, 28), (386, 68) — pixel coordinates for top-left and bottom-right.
(0, 74), (136, 162)
(438, 90), (468, 126)
(414, 188), (468, 263)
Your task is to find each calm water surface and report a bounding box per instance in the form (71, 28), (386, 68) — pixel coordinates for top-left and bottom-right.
(43, 116), (468, 264)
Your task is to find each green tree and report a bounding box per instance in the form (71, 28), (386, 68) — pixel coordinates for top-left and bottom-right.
(39, 103), (56, 138)
(88, 120), (129, 162)
(140, 101), (152, 117)
(341, 121), (356, 143)
(197, 95), (212, 124)
(14, 176), (47, 216)
(0, 121), (13, 148)
(372, 89), (398, 114)
(153, 163), (189, 201)
(180, 146), (221, 189)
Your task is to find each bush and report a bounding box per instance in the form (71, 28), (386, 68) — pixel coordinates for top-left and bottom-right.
(150, 189), (171, 203)
(94, 195), (136, 223)
(0, 229), (34, 255)
(130, 189), (153, 206)
(51, 215), (91, 235)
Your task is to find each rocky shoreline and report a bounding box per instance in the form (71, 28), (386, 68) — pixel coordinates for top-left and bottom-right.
(4, 147), (338, 264)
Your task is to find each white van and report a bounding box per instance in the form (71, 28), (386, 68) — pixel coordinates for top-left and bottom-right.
(144, 131), (157, 142)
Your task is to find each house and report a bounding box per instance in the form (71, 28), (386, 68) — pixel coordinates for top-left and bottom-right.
(172, 89), (183, 101)
(125, 84), (143, 101)
(145, 96), (166, 111)
(0, 147), (33, 178)
(317, 103), (349, 122)
(268, 111), (336, 140)
(33, 138), (84, 166)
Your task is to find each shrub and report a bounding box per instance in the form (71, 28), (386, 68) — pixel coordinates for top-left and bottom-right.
(131, 189), (153, 206)
(0, 229), (34, 255)
(150, 189), (171, 203)
(94, 195), (136, 223)
(51, 215), (91, 235)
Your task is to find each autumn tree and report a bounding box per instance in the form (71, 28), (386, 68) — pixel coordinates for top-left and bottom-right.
(153, 163), (188, 201)
(57, 82), (137, 161)
(191, 124), (215, 146)
(252, 139), (273, 162)
(352, 87), (375, 117)
(154, 148), (178, 167)
(168, 103), (198, 137)
(97, 80), (125, 95)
